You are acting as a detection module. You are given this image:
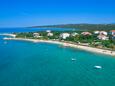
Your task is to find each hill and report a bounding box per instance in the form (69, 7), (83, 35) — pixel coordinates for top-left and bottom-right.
(30, 24), (115, 31)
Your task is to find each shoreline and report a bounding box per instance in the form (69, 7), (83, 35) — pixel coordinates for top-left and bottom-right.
(3, 37), (115, 56)
(0, 33), (16, 37)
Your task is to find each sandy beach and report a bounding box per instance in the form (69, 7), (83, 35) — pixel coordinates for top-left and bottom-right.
(0, 33), (16, 37)
(3, 37), (115, 56)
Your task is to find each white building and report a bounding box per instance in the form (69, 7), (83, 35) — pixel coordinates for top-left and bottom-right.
(96, 31), (108, 40)
(60, 33), (70, 39)
(110, 30), (115, 36)
(47, 32), (53, 36)
(97, 35), (109, 40)
(81, 32), (92, 36)
(99, 31), (108, 36)
(33, 33), (40, 38)
(94, 31), (100, 34)
(71, 32), (79, 36)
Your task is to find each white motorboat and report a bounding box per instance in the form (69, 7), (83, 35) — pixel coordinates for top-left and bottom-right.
(71, 58), (76, 61)
(94, 66), (102, 69)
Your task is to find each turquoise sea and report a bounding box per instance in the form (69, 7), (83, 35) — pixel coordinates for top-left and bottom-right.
(0, 28), (115, 86)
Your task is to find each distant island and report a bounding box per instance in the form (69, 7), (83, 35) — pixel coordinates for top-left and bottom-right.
(30, 24), (115, 31)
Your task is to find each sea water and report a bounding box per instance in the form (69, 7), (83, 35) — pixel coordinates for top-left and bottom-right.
(0, 27), (74, 33)
(0, 29), (115, 86)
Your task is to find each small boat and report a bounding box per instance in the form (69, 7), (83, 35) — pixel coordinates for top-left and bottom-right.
(94, 66), (102, 69)
(71, 58), (76, 61)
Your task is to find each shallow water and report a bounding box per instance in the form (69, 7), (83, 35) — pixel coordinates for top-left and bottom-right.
(0, 35), (115, 86)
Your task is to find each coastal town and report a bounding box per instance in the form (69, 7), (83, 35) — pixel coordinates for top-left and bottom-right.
(3, 29), (114, 56)
(14, 30), (115, 49)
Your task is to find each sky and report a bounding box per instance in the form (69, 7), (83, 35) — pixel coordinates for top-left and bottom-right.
(0, 0), (115, 27)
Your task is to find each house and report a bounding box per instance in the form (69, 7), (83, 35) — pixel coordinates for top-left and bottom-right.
(99, 31), (108, 36)
(97, 34), (109, 40)
(94, 31), (108, 36)
(110, 30), (115, 36)
(94, 31), (100, 34)
(47, 32), (53, 36)
(60, 33), (70, 39)
(71, 32), (79, 36)
(97, 31), (109, 40)
(46, 30), (53, 36)
(33, 33), (40, 38)
(110, 30), (115, 40)
(81, 32), (92, 36)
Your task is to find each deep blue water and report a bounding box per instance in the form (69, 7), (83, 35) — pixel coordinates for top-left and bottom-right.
(0, 28), (74, 33)
(0, 28), (115, 86)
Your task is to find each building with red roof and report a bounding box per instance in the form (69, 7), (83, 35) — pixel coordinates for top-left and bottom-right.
(110, 30), (115, 36)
